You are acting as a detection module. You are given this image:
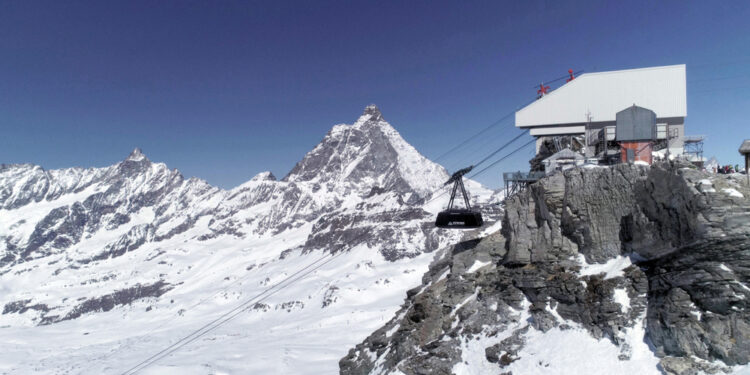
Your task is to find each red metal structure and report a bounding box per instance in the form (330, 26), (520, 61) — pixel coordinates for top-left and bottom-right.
(620, 141), (653, 164)
(534, 69), (580, 98)
(537, 83), (550, 97)
(566, 69), (576, 82)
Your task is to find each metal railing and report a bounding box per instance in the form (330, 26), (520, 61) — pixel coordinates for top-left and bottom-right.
(503, 171), (546, 183)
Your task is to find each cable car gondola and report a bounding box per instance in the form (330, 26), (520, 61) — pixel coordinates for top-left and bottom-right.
(435, 166), (484, 229)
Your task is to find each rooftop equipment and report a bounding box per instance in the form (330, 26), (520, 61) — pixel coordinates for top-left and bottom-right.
(543, 148), (585, 173)
(566, 69), (576, 82)
(537, 83), (550, 98)
(534, 69), (581, 99)
(502, 171), (546, 197)
(605, 126), (616, 141)
(615, 105), (657, 142)
(616, 105), (657, 164)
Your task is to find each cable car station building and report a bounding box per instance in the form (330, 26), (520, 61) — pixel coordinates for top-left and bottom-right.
(515, 64), (689, 167)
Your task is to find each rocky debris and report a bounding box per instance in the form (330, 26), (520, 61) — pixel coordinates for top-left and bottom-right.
(21, 203), (89, 261)
(276, 301), (304, 313)
(82, 224), (153, 263)
(645, 236), (750, 366)
(153, 216), (200, 242)
(301, 208), (442, 260)
(627, 165), (750, 366)
(252, 303), (271, 312)
(3, 282), (170, 325)
(660, 356), (733, 375)
(341, 232), (526, 374)
(485, 325), (528, 367)
(3, 299), (50, 315)
(322, 286), (340, 308)
(341, 161), (750, 374)
(340, 230), (648, 374)
(39, 281), (172, 325)
(197, 219), (245, 241)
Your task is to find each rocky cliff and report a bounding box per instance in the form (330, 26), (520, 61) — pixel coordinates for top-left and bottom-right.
(340, 162), (750, 375)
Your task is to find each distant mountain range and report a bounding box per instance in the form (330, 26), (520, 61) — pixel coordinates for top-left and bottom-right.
(0, 105), (501, 374)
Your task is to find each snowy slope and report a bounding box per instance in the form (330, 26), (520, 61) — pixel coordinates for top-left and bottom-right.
(0, 106), (501, 374)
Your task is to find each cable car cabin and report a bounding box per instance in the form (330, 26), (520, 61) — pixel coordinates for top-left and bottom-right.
(435, 166), (484, 229)
(435, 209), (483, 228)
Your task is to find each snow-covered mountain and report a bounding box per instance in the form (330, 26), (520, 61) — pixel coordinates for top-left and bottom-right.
(0, 105), (501, 374)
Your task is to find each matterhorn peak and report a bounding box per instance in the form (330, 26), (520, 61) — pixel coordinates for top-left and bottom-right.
(125, 147), (149, 162)
(283, 105), (448, 197)
(360, 104), (384, 123)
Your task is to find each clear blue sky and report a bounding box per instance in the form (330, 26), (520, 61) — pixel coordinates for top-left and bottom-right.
(1, 1), (749, 189)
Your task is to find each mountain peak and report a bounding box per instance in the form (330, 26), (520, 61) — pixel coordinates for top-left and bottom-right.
(360, 104), (384, 122)
(283, 105), (449, 197)
(125, 148), (148, 162)
(251, 171), (276, 182)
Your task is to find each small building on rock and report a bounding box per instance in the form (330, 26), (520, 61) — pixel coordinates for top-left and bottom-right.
(515, 64), (696, 169)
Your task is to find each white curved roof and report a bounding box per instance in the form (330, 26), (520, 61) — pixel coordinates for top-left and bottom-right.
(516, 64), (686, 128)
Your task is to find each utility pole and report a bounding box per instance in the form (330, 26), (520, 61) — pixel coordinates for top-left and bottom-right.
(666, 123), (670, 161)
(585, 110), (592, 157)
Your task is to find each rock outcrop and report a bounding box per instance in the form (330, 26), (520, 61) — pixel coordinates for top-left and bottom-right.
(341, 162), (750, 374)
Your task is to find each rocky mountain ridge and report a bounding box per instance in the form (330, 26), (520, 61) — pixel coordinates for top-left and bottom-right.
(0, 106), (500, 374)
(341, 162), (750, 375)
(0, 106), (484, 272)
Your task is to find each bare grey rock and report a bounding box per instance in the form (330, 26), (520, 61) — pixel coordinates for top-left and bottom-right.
(341, 162), (750, 374)
(35, 281), (172, 325)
